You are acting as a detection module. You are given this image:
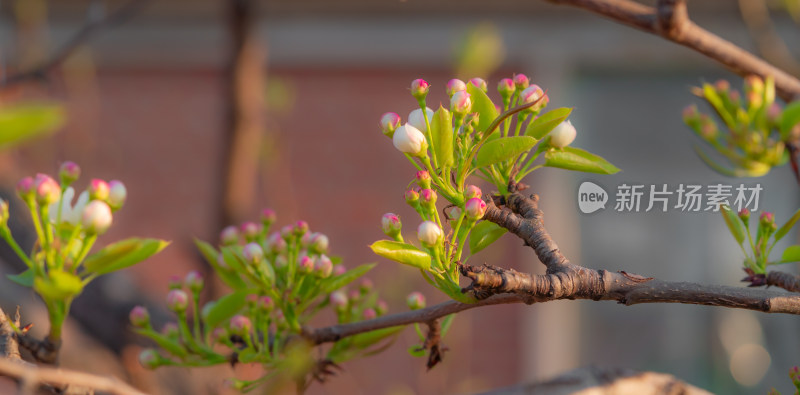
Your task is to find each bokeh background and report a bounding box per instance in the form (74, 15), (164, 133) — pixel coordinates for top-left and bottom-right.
(1, 0), (800, 394)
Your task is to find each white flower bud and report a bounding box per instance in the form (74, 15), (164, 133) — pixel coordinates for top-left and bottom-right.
(550, 120), (577, 148)
(392, 123), (428, 156)
(81, 200), (113, 234)
(408, 107), (434, 133)
(417, 221), (442, 248)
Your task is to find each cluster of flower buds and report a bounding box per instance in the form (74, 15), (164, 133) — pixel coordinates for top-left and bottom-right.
(329, 277), (389, 324)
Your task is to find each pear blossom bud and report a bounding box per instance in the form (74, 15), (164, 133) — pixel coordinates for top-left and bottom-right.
(185, 271), (204, 293)
(259, 296), (274, 312)
(408, 107), (434, 133)
(699, 121), (717, 140)
(767, 103), (782, 124)
(406, 291), (426, 310)
(240, 221), (260, 242)
(360, 278), (373, 293)
(513, 74), (529, 90)
(59, 161), (81, 186)
(212, 328), (228, 344)
(107, 180), (127, 210)
(381, 213), (402, 238)
(362, 308), (377, 320)
(405, 189), (420, 206)
(465, 198), (487, 220)
(220, 225), (239, 245)
(446, 79), (467, 97)
(298, 255), (315, 274)
(739, 208), (751, 227)
(294, 220), (309, 236)
(520, 85), (544, 109)
(161, 322), (179, 338)
(682, 105), (699, 123)
(417, 221), (442, 247)
(16, 177), (35, 201)
(229, 315), (252, 335)
(469, 77), (487, 92)
(166, 289), (189, 313)
(243, 242), (264, 264)
(300, 231), (313, 248)
(464, 185), (482, 200)
(274, 255), (288, 268)
(168, 275), (183, 290)
(88, 179), (110, 201)
(760, 211), (774, 226)
(729, 90), (741, 103)
(266, 232), (287, 254)
(392, 124), (428, 157)
(81, 200), (113, 235)
(376, 300), (388, 315)
(419, 189), (437, 210)
(380, 112), (402, 137)
(35, 174), (61, 205)
(309, 233), (329, 254)
(280, 225), (294, 240)
(315, 254), (333, 278)
(498, 78), (515, 98)
(333, 264), (346, 276)
(0, 199), (8, 228)
(714, 79), (730, 92)
(246, 294), (258, 307)
(416, 171), (432, 189)
(348, 289), (361, 302)
(549, 120), (577, 148)
(330, 291), (348, 312)
(139, 349), (161, 370)
(260, 208), (276, 228)
(410, 78), (430, 100)
(450, 90), (472, 115)
(129, 306), (150, 328)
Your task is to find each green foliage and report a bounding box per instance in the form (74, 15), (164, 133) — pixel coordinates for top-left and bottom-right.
(0, 104), (64, 149)
(720, 205), (800, 273)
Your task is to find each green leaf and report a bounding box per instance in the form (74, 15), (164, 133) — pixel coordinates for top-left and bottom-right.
(475, 136), (537, 169)
(441, 314), (456, 337)
(34, 271), (83, 300)
(780, 101), (800, 138)
(469, 221), (507, 254)
(525, 107), (573, 139)
(0, 104), (64, 149)
(467, 82), (498, 134)
(83, 238), (169, 276)
(7, 269), (34, 287)
(194, 239), (246, 290)
(369, 241), (431, 270)
(202, 290), (248, 330)
(408, 345), (426, 358)
(431, 106), (454, 168)
(774, 208), (800, 243)
(135, 329), (188, 358)
(702, 83), (736, 128)
(321, 263), (376, 293)
(350, 326), (404, 350)
(720, 205), (746, 245)
(544, 147), (620, 174)
(780, 245), (800, 263)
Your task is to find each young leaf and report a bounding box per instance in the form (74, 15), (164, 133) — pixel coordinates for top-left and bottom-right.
(431, 106), (454, 168)
(7, 269), (34, 287)
(544, 147), (620, 174)
(774, 208), (800, 244)
(720, 205), (746, 245)
(467, 82), (499, 134)
(780, 245), (800, 263)
(83, 238), (170, 276)
(202, 290), (248, 330)
(350, 326), (404, 350)
(194, 239), (247, 290)
(34, 271), (83, 300)
(0, 104), (64, 149)
(469, 221), (507, 254)
(475, 136), (537, 169)
(369, 241), (431, 270)
(321, 263), (376, 293)
(525, 107), (573, 139)
(780, 101), (800, 138)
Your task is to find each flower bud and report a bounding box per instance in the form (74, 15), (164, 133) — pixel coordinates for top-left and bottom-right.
(760, 211), (774, 227)
(185, 270), (204, 293)
(280, 225), (294, 240)
(520, 85), (544, 110)
(744, 75), (764, 96)
(242, 242), (264, 264)
(298, 255), (315, 274)
(161, 322), (179, 338)
(35, 174), (61, 205)
(417, 221), (443, 248)
(408, 107), (434, 133)
(212, 328), (228, 344)
(415, 171), (432, 189)
(168, 275), (183, 290)
(260, 208), (277, 228)
(419, 189), (437, 211)
(464, 185), (482, 200)
(360, 278), (374, 293)
(81, 200), (113, 235)
(88, 179), (110, 201)
(406, 291), (426, 310)
(166, 289), (189, 313)
(513, 73), (529, 90)
(229, 315), (252, 335)
(410, 78), (430, 100)
(465, 198), (487, 220)
(362, 308), (377, 320)
(497, 78), (515, 98)
(309, 233), (329, 254)
(139, 349), (161, 370)
(446, 79), (467, 97)
(274, 255), (288, 268)
(294, 220), (309, 237)
(469, 77), (487, 92)
(348, 289), (361, 302)
(714, 79), (730, 92)
(405, 189), (420, 206)
(16, 177), (35, 201)
(450, 90), (472, 115)
(381, 213), (402, 238)
(376, 300), (388, 316)
(129, 306), (150, 328)
(107, 180), (127, 210)
(333, 264), (346, 276)
(266, 232), (287, 254)
(259, 296), (274, 312)
(220, 225), (239, 246)
(767, 103), (782, 124)
(392, 124), (428, 157)
(59, 161), (81, 186)
(315, 254), (333, 278)
(330, 291), (348, 312)
(549, 120), (577, 148)
(380, 112), (402, 137)
(240, 221), (260, 242)
(739, 208), (751, 227)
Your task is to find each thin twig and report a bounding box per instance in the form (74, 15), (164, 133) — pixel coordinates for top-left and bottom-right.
(0, 358), (147, 395)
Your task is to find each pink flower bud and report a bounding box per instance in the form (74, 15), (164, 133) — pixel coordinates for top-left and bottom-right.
(381, 213), (402, 238)
(242, 242), (264, 263)
(465, 198), (487, 220)
(16, 177), (35, 201)
(419, 189), (437, 209)
(246, 294), (259, 306)
(81, 200), (113, 235)
(294, 220), (309, 236)
(767, 103), (782, 123)
(406, 291), (426, 310)
(35, 174), (61, 205)
(240, 221), (260, 242)
(682, 105), (699, 123)
(497, 78), (515, 97)
(417, 221), (442, 247)
(260, 208), (277, 227)
(280, 225), (294, 240)
(446, 79), (467, 97)
(88, 178), (110, 201)
(549, 120), (577, 148)
(380, 112), (402, 137)
(362, 308), (377, 320)
(714, 79), (730, 92)
(392, 124), (428, 156)
(129, 306), (150, 328)
(315, 254), (333, 278)
(138, 349), (161, 369)
(212, 328), (228, 343)
(333, 264), (346, 276)
(410, 78), (430, 100)
(184, 270), (204, 293)
(376, 300), (388, 316)
(309, 233), (329, 254)
(450, 90), (472, 115)
(107, 180), (127, 210)
(760, 211), (774, 226)
(360, 278), (373, 293)
(520, 85), (544, 109)
(408, 107), (434, 133)
(266, 232), (287, 254)
(166, 289), (189, 313)
(464, 185), (482, 200)
(739, 208), (751, 222)
(330, 291), (348, 311)
(220, 226), (239, 245)
(469, 77), (487, 92)
(513, 73), (529, 90)
(161, 322), (179, 338)
(405, 189), (420, 205)
(168, 275), (183, 290)
(259, 296), (274, 312)
(348, 289), (361, 303)
(59, 161), (81, 186)
(298, 255), (315, 274)
(229, 315), (252, 335)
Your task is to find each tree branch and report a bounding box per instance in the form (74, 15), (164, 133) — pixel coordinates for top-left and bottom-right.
(0, 358), (146, 395)
(545, 0), (800, 101)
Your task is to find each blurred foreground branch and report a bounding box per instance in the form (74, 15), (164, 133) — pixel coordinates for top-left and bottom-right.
(0, 358), (146, 395)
